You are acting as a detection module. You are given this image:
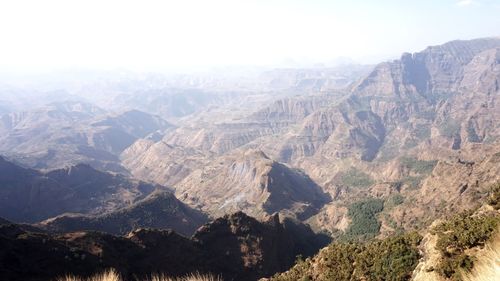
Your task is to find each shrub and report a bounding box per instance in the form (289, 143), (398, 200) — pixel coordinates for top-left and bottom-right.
(338, 168), (374, 188)
(269, 232), (422, 281)
(343, 198), (384, 240)
(400, 157), (437, 174)
(487, 182), (500, 210)
(432, 211), (500, 281)
(385, 194), (404, 210)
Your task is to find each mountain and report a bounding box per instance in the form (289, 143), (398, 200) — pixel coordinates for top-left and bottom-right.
(39, 191), (208, 236)
(0, 100), (104, 135)
(259, 65), (373, 91)
(0, 102), (173, 171)
(256, 38), (500, 236)
(174, 149), (330, 220)
(0, 157), (157, 223)
(119, 38), (500, 238)
(91, 109), (174, 141)
(0, 212), (330, 281)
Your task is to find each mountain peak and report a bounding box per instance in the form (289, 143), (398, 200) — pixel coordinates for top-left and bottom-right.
(243, 149), (271, 160)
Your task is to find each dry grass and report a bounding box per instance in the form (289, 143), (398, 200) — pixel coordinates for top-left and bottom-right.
(57, 269), (120, 281)
(463, 230), (500, 281)
(149, 273), (223, 281)
(56, 269), (222, 281)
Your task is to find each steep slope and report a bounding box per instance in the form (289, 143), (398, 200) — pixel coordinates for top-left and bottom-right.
(0, 212), (330, 281)
(175, 149), (330, 220)
(0, 157), (157, 223)
(267, 38), (500, 169)
(273, 100), (386, 163)
(39, 191), (208, 236)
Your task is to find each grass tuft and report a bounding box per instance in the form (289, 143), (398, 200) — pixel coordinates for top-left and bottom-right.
(56, 270), (222, 281)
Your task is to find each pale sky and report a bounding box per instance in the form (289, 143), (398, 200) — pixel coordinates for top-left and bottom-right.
(0, 0), (499, 72)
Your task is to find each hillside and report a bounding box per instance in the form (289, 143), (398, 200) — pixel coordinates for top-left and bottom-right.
(264, 188), (500, 281)
(0, 102), (173, 172)
(174, 149), (330, 220)
(0, 157), (158, 223)
(0, 212), (329, 281)
(39, 191), (208, 236)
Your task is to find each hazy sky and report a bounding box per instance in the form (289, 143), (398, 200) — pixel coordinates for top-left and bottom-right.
(1, 0), (499, 72)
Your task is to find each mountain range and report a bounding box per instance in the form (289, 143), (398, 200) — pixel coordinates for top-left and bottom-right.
(0, 37), (499, 281)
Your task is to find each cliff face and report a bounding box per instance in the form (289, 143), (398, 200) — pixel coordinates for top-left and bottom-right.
(0, 212), (330, 281)
(275, 102), (386, 163)
(354, 38), (500, 98)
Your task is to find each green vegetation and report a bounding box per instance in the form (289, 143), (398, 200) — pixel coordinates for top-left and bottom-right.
(338, 168), (374, 188)
(400, 157), (437, 174)
(384, 194), (405, 210)
(431, 211), (500, 281)
(343, 198), (384, 240)
(402, 176), (425, 189)
(269, 232), (422, 281)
